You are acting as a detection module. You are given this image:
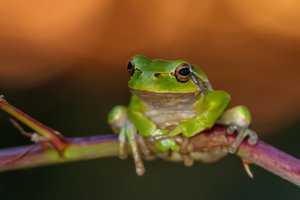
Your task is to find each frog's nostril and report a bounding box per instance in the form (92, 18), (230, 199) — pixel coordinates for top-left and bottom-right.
(153, 73), (161, 78)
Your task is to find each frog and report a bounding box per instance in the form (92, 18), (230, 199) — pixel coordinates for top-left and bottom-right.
(108, 55), (258, 175)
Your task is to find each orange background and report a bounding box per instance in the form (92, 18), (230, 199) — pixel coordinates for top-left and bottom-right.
(1, 0), (300, 133)
(0, 1), (300, 199)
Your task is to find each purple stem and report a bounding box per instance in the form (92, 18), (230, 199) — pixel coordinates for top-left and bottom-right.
(238, 140), (300, 186)
(0, 129), (299, 186)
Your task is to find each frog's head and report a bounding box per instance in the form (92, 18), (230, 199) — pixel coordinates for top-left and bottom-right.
(127, 55), (212, 94)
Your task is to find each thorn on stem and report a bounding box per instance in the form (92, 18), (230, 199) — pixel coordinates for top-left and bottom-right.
(9, 118), (33, 138)
(9, 118), (61, 155)
(9, 118), (47, 143)
(242, 159), (254, 178)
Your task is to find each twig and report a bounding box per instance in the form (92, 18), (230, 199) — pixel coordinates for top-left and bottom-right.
(0, 96), (299, 186)
(0, 96), (67, 152)
(0, 135), (119, 171)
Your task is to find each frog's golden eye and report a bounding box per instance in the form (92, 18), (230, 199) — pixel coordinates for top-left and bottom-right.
(175, 63), (192, 82)
(127, 60), (135, 76)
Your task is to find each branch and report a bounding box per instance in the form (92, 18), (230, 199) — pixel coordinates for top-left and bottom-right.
(189, 127), (300, 186)
(0, 96), (299, 187)
(0, 134), (119, 171)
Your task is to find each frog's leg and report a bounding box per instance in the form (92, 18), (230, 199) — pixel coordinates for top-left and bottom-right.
(128, 94), (180, 152)
(177, 137), (194, 167)
(108, 105), (128, 158)
(217, 105), (258, 153)
(150, 90), (231, 140)
(118, 127), (128, 159)
(125, 121), (145, 175)
(137, 135), (156, 161)
(108, 105), (145, 175)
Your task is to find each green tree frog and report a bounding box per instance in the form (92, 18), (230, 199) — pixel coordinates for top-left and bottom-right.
(108, 55), (258, 175)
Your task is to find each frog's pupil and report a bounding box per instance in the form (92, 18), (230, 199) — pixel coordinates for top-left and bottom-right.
(179, 67), (190, 76)
(127, 61), (134, 70)
(127, 60), (135, 76)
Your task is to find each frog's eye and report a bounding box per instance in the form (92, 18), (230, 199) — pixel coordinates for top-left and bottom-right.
(127, 60), (135, 76)
(175, 63), (192, 82)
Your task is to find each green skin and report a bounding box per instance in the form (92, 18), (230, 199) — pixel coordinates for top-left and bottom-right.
(108, 55), (257, 175)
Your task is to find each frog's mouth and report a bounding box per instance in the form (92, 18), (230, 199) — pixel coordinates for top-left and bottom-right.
(131, 89), (194, 96)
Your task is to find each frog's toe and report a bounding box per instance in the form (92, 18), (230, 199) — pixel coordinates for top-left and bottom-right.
(148, 134), (172, 142)
(247, 130), (258, 145)
(227, 125), (258, 154)
(226, 124), (239, 134)
(118, 128), (128, 159)
(182, 154), (194, 167)
(134, 154), (146, 176)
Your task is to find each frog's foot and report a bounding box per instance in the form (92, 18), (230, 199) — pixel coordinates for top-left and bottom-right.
(125, 122), (146, 176)
(148, 134), (172, 142)
(119, 127), (145, 175)
(175, 136), (194, 167)
(218, 105), (258, 153)
(108, 105), (146, 175)
(182, 154), (194, 167)
(137, 135), (156, 161)
(227, 125), (258, 153)
(3, 119), (54, 165)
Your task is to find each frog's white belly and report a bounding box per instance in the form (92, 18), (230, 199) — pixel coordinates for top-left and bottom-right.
(133, 90), (199, 129)
(144, 109), (197, 129)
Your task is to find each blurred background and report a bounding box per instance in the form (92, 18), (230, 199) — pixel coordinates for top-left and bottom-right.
(0, 0), (300, 199)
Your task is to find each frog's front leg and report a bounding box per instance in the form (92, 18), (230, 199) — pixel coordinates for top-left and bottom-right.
(108, 105), (145, 175)
(128, 107), (180, 152)
(151, 90), (231, 140)
(128, 94), (180, 152)
(217, 105), (258, 153)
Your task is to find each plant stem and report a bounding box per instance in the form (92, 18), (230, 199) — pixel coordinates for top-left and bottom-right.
(0, 135), (119, 171)
(0, 128), (299, 186)
(0, 96), (67, 152)
(238, 139), (300, 186)
(189, 127), (300, 186)
(0, 96), (299, 186)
